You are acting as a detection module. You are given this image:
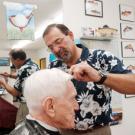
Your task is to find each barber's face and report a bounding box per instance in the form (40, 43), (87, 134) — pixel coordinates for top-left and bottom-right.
(10, 57), (21, 69)
(54, 81), (79, 129)
(44, 27), (75, 63)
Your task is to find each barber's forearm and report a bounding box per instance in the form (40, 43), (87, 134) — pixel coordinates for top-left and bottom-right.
(104, 74), (135, 94)
(3, 83), (21, 96)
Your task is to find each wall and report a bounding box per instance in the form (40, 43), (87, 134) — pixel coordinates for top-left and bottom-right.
(111, 97), (135, 135)
(62, 0), (135, 135)
(25, 50), (40, 66)
(63, 0), (119, 37)
(63, 0), (122, 56)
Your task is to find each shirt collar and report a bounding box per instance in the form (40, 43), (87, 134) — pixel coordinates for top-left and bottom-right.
(26, 114), (59, 132)
(76, 44), (90, 63)
(23, 58), (31, 65)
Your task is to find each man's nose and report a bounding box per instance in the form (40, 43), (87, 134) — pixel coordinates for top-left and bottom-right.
(52, 46), (60, 54)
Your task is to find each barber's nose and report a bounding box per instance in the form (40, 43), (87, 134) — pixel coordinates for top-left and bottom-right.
(52, 46), (60, 54)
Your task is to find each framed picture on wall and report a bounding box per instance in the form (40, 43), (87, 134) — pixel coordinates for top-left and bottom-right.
(85, 0), (103, 17)
(0, 57), (10, 66)
(121, 41), (135, 58)
(39, 58), (46, 69)
(120, 23), (135, 40)
(119, 4), (135, 22)
(123, 59), (135, 98)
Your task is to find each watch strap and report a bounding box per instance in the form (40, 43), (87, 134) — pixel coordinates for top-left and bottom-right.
(95, 71), (107, 84)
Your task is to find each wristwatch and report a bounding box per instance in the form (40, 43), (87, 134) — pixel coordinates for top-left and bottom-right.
(95, 70), (107, 85)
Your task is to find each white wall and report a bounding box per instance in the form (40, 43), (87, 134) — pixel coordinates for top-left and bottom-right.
(62, 0), (135, 135)
(111, 96), (135, 135)
(63, 0), (119, 37)
(63, 0), (121, 56)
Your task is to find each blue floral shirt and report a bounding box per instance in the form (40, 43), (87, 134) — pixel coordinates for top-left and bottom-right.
(49, 44), (131, 130)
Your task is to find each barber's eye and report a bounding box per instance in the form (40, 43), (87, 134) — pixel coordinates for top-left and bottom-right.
(55, 38), (63, 44)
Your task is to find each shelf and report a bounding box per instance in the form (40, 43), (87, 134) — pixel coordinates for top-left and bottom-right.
(80, 36), (114, 41)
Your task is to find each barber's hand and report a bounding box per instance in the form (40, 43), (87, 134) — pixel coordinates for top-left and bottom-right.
(69, 62), (101, 82)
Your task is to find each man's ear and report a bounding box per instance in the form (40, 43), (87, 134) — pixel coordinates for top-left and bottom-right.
(42, 97), (55, 117)
(68, 31), (74, 40)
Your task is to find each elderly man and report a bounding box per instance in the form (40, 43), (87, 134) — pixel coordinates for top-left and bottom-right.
(0, 49), (39, 124)
(43, 23), (133, 135)
(9, 68), (78, 135)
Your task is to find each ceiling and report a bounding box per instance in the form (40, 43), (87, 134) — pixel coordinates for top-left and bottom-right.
(0, 0), (63, 50)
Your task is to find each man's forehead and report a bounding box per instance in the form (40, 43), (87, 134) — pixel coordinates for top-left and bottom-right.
(44, 28), (64, 44)
(47, 27), (63, 36)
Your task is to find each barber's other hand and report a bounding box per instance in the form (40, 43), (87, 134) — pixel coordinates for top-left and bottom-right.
(69, 62), (101, 82)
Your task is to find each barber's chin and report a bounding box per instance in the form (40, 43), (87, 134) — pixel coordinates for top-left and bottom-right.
(58, 54), (71, 62)
(63, 57), (71, 63)
(57, 57), (68, 63)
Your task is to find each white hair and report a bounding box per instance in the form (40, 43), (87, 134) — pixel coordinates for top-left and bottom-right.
(24, 68), (73, 114)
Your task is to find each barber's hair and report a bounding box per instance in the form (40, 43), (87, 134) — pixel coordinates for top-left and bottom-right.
(9, 49), (26, 60)
(24, 68), (73, 114)
(42, 23), (70, 38)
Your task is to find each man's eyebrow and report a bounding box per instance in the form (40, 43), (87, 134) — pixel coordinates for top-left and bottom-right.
(50, 38), (60, 45)
(54, 38), (61, 42)
(48, 37), (62, 48)
(47, 39), (57, 47)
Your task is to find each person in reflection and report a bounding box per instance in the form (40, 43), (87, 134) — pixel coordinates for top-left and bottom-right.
(9, 68), (78, 135)
(0, 49), (39, 124)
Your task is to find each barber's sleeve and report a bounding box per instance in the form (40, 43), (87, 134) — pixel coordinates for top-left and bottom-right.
(100, 50), (131, 74)
(14, 69), (26, 93)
